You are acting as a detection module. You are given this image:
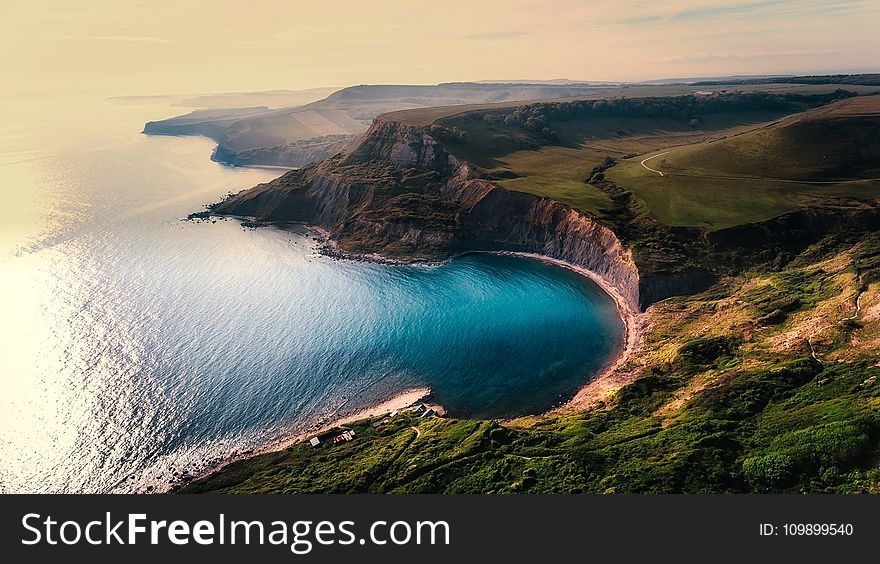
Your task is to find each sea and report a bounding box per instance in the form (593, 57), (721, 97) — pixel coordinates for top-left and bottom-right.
(0, 96), (623, 493)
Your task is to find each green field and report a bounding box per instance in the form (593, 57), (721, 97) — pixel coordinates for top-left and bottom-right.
(607, 159), (880, 230)
(640, 97), (880, 181)
(435, 108), (811, 220)
(493, 147), (614, 216)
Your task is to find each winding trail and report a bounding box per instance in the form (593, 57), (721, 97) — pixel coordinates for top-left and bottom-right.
(639, 150), (674, 176)
(637, 149), (879, 184)
(636, 110), (795, 178)
(410, 426), (421, 440)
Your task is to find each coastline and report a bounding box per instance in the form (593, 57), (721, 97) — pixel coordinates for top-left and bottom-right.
(184, 386), (436, 489)
(294, 224), (644, 411)
(256, 386), (437, 454)
(184, 219), (642, 488)
(307, 227), (643, 413)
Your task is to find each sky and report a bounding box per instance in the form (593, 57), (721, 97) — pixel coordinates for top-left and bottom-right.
(2, 0), (879, 97)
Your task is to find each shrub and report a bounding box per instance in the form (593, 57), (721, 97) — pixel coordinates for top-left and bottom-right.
(743, 452), (795, 490)
(677, 336), (737, 368)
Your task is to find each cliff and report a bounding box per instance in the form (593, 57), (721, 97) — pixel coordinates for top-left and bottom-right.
(212, 118), (643, 310)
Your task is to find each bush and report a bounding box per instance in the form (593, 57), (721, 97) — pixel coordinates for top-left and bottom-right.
(743, 452), (795, 490)
(677, 336), (737, 368)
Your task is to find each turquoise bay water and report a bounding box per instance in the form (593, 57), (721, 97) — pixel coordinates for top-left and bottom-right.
(0, 99), (623, 492)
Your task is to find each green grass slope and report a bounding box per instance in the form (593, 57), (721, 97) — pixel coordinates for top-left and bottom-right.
(657, 106), (880, 182)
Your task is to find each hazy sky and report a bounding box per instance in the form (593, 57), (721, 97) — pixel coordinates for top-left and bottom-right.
(2, 0), (879, 96)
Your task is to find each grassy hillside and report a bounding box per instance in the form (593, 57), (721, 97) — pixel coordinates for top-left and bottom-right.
(605, 96), (880, 229)
(485, 146), (615, 215)
(439, 108), (805, 218)
(632, 96), (880, 181)
(184, 232), (880, 494)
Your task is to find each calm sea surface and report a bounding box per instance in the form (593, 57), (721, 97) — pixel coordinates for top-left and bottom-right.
(0, 97), (623, 492)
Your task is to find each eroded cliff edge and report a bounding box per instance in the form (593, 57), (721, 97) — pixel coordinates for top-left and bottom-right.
(211, 118), (644, 311)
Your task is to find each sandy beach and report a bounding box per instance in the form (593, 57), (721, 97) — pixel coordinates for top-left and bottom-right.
(261, 386), (435, 452)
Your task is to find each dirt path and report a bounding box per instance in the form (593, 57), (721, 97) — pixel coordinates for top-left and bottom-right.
(509, 454), (553, 461)
(639, 151), (673, 176)
(410, 426), (421, 440)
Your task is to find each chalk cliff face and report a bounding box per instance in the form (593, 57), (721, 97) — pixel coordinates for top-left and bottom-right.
(213, 118), (646, 310)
